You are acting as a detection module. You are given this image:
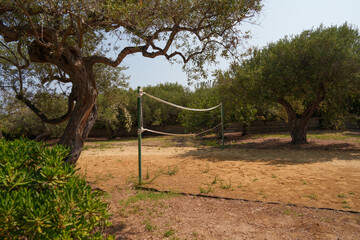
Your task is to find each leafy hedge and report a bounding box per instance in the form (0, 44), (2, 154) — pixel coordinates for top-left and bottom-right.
(0, 139), (113, 239)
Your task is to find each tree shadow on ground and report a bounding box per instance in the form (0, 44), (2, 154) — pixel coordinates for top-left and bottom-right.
(104, 220), (129, 239)
(177, 138), (360, 165)
(344, 131), (360, 137)
(230, 138), (359, 151)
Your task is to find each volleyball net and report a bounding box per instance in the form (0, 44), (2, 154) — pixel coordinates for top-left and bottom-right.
(137, 86), (224, 183)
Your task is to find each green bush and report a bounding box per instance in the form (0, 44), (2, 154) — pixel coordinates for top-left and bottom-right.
(0, 139), (113, 239)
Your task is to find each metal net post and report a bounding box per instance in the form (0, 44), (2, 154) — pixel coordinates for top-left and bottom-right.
(137, 86), (143, 184)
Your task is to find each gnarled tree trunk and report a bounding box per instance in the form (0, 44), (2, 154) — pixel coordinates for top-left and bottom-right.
(242, 124), (249, 136)
(58, 64), (98, 164)
(278, 92), (325, 145)
(288, 115), (309, 144)
(29, 42), (99, 164)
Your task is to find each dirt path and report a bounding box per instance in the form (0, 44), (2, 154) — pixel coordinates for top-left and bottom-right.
(77, 134), (360, 239)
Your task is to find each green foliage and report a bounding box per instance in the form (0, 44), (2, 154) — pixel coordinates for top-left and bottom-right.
(247, 23), (360, 117)
(223, 23), (360, 141)
(0, 139), (112, 239)
(215, 69), (259, 133)
(180, 83), (222, 134)
(127, 83), (191, 127)
(0, 95), (68, 139)
(0, 0), (263, 161)
(142, 83), (190, 126)
(94, 64), (132, 135)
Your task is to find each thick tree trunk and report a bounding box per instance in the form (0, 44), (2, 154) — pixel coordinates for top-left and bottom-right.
(28, 42), (99, 164)
(59, 103), (97, 164)
(58, 75), (98, 164)
(278, 93), (325, 145)
(242, 124), (249, 136)
(56, 62), (98, 164)
(106, 126), (116, 140)
(288, 117), (309, 144)
(0, 129), (3, 139)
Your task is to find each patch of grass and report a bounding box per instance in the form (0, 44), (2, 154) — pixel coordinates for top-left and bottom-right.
(259, 189), (266, 199)
(220, 179), (232, 190)
(199, 185), (213, 194)
(192, 231), (199, 237)
(142, 220), (157, 232)
(253, 178), (259, 182)
(305, 193), (318, 201)
(204, 139), (218, 147)
(271, 174), (277, 179)
(165, 165), (178, 176)
(141, 171), (162, 185)
(98, 142), (113, 150)
(118, 190), (177, 217)
(337, 194), (346, 198)
(169, 236), (180, 240)
(270, 134), (289, 138)
(250, 131), (360, 142)
(95, 172), (114, 182)
(343, 205), (351, 209)
(283, 209), (292, 215)
(308, 133), (347, 141)
(119, 190), (178, 207)
(83, 142), (118, 151)
(82, 145), (90, 151)
(145, 167), (150, 180)
(349, 192), (355, 196)
(252, 134), (288, 139)
(300, 179), (308, 185)
(320, 217), (330, 222)
(101, 192), (112, 200)
(308, 132), (360, 142)
(163, 229), (175, 237)
(211, 175), (219, 185)
(200, 164), (210, 173)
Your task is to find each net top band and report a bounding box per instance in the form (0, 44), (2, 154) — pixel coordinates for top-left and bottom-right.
(141, 90), (221, 112)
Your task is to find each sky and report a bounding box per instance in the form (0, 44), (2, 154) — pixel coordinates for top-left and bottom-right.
(119, 0), (360, 89)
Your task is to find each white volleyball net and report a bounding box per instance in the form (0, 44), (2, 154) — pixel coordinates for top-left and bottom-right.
(137, 87), (224, 183)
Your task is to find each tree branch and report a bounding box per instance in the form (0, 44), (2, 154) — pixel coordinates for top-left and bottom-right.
(301, 89), (326, 122)
(41, 74), (71, 84)
(87, 45), (143, 67)
(278, 97), (296, 121)
(17, 41), (30, 69)
(14, 0), (54, 49)
(15, 90), (75, 125)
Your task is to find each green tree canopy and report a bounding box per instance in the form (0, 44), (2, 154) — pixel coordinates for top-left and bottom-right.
(0, 0), (262, 163)
(226, 23), (360, 143)
(179, 82), (223, 135)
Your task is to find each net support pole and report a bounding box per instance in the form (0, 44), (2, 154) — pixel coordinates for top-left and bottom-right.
(137, 86), (142, 184)
(221, 103), (224, 149)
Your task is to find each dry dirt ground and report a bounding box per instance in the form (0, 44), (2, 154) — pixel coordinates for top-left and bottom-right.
(77, 131), (360, 240)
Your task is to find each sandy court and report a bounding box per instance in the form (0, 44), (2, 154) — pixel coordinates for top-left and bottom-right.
(78, 139), (360, 212)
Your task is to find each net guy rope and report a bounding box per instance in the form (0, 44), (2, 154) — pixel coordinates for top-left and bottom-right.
(137, 86), (225, 184)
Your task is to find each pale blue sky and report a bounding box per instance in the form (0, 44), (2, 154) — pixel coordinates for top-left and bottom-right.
(120, 0), (360, 89)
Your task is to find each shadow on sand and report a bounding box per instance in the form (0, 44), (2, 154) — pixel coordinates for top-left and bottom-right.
(177, 138), (360, 165)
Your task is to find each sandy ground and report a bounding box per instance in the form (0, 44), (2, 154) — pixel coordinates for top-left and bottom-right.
(77, 134), (360, 239)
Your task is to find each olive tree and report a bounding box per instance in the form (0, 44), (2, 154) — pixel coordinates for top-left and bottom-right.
(215, 67), (257, 136)
(0, 0), (262, 163)
(231, 24), (360, 144)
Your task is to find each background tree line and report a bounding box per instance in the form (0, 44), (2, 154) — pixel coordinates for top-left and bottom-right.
(1, 21), (359, 145)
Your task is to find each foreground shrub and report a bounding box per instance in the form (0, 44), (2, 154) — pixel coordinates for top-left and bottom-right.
(0, 139), (112, 239)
